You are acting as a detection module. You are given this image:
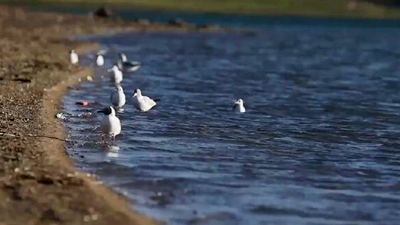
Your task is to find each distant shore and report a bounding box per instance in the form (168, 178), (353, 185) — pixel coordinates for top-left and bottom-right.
(5, 0), (400, 19)
(0, 5), (230, 225)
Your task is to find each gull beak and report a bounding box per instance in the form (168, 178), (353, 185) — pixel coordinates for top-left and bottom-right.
(97, 109), (104, 113)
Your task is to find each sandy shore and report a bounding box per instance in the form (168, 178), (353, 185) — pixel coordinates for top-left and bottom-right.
(0, 5), (229, 224)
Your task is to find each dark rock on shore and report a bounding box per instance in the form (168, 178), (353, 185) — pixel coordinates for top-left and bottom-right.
(94, 6), (112, 18)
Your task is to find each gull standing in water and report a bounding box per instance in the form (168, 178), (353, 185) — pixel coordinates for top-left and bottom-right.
(111, 85), (126, 108)
(69, 50), (79, 64)
(98, 106), (121, 141)
(96, 53), (104, 66)
(233, 99), (246, 113)
(132, 88), (158, 112)
(118, 53), (141, 72)
(107, 64), (123, 84)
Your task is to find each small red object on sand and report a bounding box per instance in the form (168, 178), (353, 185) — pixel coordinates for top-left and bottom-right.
(76, 101), (89, 106)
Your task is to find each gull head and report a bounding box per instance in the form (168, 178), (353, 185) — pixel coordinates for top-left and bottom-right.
(108, 64), (119, 72)
(98, 106), (116, 116)
(118, 53), (127, 62)
(116, 86), (124, 93)
(133, 88), (142, 97)
(69, 50), (76, 54)
(235, 99), (244, 105)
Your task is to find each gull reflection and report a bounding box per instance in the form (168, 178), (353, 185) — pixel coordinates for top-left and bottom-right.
(105, 145), (120, 158)
(116, 108), (125, 113)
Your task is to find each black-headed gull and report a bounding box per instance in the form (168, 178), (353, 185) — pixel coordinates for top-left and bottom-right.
(96, 54), (104, 66)
(98, 106), (121, 141)
(111, 85), (126, 108)
(117, 53), (141, 72)
(233, 99), (246, 113)
(107, 64), (123, 84)
(69, 50), (79, 64)
(132, 88), (158, 112)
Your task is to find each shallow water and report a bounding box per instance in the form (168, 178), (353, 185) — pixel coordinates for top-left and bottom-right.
(64, 21), (400, 225)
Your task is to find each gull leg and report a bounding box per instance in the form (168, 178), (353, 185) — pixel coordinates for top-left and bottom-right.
(101, 135), (105, 144)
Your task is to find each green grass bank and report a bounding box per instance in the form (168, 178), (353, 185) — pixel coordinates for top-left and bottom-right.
(5, 0), (400, 19)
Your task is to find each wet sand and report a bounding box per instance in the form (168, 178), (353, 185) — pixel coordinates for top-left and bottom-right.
(0, 5), (228, 224)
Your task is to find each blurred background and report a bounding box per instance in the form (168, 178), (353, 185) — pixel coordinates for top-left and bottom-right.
(5, 0), (400, 18)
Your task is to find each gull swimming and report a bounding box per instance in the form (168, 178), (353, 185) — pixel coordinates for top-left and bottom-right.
(107, 64), (123, 84)
(111, 85), (126, 108)
(132, 88), (158, 112)
(233, 99), (246, 113)
(96, 54), (104, 66)
(98, 106), (121, 141)
(69, 50), (79, 64)
(118, 53), (141, 72)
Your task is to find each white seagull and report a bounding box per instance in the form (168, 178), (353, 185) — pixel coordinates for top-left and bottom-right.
(69, 50), (79, 64)
(233, 99), (246, 113)
(118, 53), (141, 72)
(132, 88), (158, 112)
(111, 85), (126, 108)
(98, 106), (121, 141)
(107, 64), (123, 84)
(96, 54), (104, 66)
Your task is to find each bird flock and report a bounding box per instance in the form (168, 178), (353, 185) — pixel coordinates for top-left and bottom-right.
(69, 50), (246, 142)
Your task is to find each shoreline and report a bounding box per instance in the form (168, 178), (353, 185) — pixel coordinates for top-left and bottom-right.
(0, 6), (157, 224)
(0, 5), (228, 224)
(41, 65), (158, 225)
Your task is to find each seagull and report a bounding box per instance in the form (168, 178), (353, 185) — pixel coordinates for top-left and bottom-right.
(107, 64), (123, 84)
(233, 99), (246, 113)
(132, 88), (158, 112)
(98, 106), (121, 141)
(96, 54), (104, 66)
(118, 53), (141, 72)
(69, 50), (79, 64)
(111, 85), (126, 108)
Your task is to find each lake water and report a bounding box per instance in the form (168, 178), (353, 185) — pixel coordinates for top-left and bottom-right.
(63, 17), (400, 225)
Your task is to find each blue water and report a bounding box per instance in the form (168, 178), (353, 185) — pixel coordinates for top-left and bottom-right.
(63, 18), (400, 225)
